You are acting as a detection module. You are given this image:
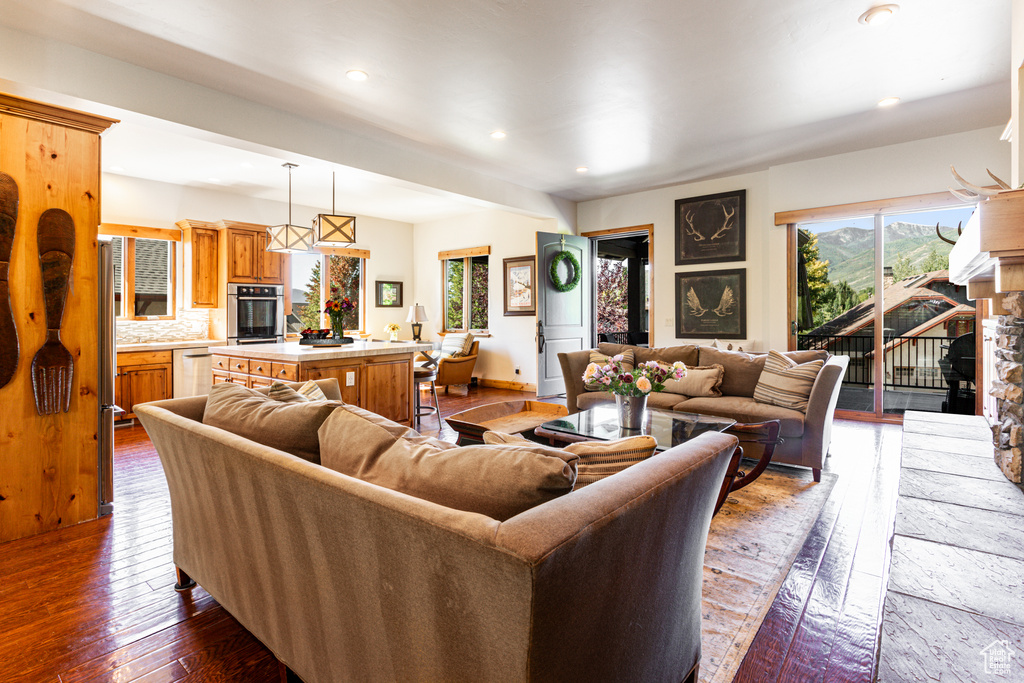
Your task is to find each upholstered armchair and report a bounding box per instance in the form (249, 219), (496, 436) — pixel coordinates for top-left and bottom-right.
(419, 341), (480, 392)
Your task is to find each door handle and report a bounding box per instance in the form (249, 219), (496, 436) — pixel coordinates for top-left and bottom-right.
(537, 321), (545, 354)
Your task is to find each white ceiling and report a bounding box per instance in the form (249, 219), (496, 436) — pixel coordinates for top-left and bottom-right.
(0, 0), (1012, 217)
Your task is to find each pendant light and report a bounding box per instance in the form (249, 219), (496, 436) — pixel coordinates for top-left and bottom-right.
(266, 163), (314, 253)
(313, 171), (356, 247)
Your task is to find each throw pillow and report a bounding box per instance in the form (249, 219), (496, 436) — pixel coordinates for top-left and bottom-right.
(267, 381), (307, 403)
(752, 350), (824, 412)
(482, 431), (533, 445)
(584, 349), (635, 392)
(564, 436), (659, 488)
(297, 380), (329, 401)
(440, 332), (474, 358)
(657, 363), (725, 397)
(202, 383), (341, 464)
(319, 408), (578, 520)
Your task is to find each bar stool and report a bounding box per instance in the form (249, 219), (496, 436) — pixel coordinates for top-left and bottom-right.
(414, 365), (441, 427)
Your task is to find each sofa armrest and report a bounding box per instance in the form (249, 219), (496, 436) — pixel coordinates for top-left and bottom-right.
(557, 350), (593, 414)
(802, 354), (850, 465)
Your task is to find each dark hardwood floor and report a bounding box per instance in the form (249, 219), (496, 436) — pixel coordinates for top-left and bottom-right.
(0, 387), (901, 682)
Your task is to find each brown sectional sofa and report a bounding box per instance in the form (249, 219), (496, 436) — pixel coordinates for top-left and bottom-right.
(559, 344), (850, 481)
(136, 378), (739, 683)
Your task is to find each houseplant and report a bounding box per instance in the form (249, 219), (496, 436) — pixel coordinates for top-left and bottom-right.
(324, 290), (355, 339)
(583, 356), (687, 429)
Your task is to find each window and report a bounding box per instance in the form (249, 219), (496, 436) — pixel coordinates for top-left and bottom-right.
(111, 236), (175, 319)
(325, 252), (366, 332)
(440, 247), (490, 332)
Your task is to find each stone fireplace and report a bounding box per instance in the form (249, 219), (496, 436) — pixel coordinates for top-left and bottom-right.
(992, 292), (1024, 483)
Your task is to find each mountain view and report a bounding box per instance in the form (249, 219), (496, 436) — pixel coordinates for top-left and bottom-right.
(814, 222), (955, 292)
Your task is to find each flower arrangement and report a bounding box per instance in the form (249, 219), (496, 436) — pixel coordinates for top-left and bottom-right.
(583, 355), (687, 397)
(384, 323), (401, 334)
(324, 288), (355, 337)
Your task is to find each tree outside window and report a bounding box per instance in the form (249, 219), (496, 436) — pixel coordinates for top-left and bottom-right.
(328, 254), (363, 331)
(443, 252), (488, 332)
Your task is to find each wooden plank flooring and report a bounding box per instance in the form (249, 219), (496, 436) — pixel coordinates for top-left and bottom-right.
(0, 387), (898, 682)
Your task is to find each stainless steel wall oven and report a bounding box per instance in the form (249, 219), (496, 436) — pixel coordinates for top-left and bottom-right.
(227, 283), (285, 345)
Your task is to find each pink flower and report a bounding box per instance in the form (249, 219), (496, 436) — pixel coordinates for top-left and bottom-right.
(636, 377), (652, 394)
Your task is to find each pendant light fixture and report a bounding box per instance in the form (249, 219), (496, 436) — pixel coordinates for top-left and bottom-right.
(313, 171), (356, 248)
(267, 162), (314, 253)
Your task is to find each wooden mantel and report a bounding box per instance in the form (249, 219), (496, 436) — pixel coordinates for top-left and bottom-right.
(950, 189), (1024, 300)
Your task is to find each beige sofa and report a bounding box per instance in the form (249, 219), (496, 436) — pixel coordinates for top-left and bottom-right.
(559, 344), (849, 481)
(136, 379), (739, 683)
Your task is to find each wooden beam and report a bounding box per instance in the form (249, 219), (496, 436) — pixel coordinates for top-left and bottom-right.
(317, 246), (371, 260)
(967, 279), (997, 301)
(996, 257), (1024, 293)
(438, 246), (490, 260)
(100, 223), (181, 241)
(580, 224), (654, 238)
(774, 189), (984, 226)
(0, 92), (118, 133)
(175, 219), (220, 231)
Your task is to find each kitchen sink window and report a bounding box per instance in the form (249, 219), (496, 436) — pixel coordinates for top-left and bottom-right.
(111, 236), (176, 319)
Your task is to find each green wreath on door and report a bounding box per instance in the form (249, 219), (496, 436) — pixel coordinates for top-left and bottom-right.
(549, 250), (581, 293)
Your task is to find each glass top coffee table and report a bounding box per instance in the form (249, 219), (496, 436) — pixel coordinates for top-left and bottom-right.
(534, 404), (735, 451)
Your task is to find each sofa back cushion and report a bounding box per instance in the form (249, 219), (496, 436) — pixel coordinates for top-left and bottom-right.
(597, 343), (699, 368)
(585, 349), (635, 391)
(753, 350), (824, 412)
(658, 363), (725, 397)
(202, 382), (342, 464)
(698, 347), (828, 396)
(319, 407), (579, 520)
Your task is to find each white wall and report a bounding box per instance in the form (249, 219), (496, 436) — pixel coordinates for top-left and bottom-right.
(579, 126), (1010, 353)
(412, 210), (562, 385)
(103, 174), (416, 338)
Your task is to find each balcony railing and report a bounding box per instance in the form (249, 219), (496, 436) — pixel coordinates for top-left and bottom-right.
(798, 334), (958, 390)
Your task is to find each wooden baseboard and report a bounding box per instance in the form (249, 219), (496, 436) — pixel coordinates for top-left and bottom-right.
(478, 379), (537, 392)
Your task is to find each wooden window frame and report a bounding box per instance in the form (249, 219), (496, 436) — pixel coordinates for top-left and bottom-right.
(101, 225), (180, 322)
(319, 248), (370, 335)
(439, 246), (491, 334)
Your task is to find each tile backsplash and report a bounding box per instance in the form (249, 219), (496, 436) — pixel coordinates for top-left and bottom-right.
(116, 309), (210, 343)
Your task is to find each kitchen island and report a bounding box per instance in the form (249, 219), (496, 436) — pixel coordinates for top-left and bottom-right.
(214, 341), (434, 426)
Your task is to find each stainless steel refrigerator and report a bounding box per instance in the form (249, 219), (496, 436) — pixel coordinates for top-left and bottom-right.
(98, 239), (120, 516)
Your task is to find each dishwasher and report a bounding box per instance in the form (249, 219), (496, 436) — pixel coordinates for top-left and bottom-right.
(172, 346), (221, 398)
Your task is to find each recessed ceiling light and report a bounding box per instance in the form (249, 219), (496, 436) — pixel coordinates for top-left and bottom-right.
(346, 70), (369, 82)
(576, 166), (589, 174)
(877, 96), (901, 107)
(859, 4), (899, 25)
(490, 130), (507, 140)
(109, 165), (125, 173)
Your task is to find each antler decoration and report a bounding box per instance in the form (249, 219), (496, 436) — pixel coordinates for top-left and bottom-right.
(683, 210), (705, 241)
(935, 222), (957, 246)
(710, 204), (735, 241)
(948, 164), (1006, 203)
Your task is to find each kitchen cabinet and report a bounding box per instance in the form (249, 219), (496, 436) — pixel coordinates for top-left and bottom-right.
(182, 224), (219, 307)
(226, 228), (284, 284)
(117, 350), (173, 420)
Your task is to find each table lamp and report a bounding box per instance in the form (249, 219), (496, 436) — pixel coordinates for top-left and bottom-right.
(406, 304), (428, 341)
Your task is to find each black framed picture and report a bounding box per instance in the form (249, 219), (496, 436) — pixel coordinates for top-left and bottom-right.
(675, 268), (746, 339)
(674, 189), (746, 265)
(375, 281), (403, 308)
(503, 256), (536, 316)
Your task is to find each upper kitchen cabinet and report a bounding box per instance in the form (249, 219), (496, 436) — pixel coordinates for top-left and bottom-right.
(175, 219), (219, 308)
(220, 220), (284, 285)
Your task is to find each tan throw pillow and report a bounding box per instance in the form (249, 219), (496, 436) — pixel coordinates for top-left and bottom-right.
(267, 381), (307, 403)
(753, 350), (824, 412)
(319, 408), (578, 520)
(297, 380), (328, 401)
(482, 431), (533, 445)
(440, 332), (474, 358)
(584, 349), (635, 392)
(657, 363), (724, 397)
(565, 436), (659, 488)
(202, 383), (341, 464)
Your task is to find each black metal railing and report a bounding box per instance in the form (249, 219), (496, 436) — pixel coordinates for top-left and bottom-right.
(598, 331), (649, 346)
(799, 333), (955, 390)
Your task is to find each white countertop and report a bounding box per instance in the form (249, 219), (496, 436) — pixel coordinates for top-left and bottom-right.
(116, 339), (227, 353)
(214, 340), (434, 363)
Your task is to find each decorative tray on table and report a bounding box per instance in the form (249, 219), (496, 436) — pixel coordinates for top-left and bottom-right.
(299, 330), (354, 347)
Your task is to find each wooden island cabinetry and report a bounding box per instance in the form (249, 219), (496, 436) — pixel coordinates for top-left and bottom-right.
(215, 341), (434, 426)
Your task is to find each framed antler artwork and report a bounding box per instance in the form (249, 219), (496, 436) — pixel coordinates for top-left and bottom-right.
(674, 268), (746, 339)
(674, 189), (746, 265)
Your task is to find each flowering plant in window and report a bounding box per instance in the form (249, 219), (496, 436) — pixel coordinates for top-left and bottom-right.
(582, 356), (687, 396)
(324, 288), (355, 337)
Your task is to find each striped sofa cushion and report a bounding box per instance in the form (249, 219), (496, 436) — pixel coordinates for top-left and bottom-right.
(440, 332), (475, 358)
(267, 380), (329, 403)
(564, 436), (658, 487)
(584, 349), (635, 392)
(752, 350), (824, 412)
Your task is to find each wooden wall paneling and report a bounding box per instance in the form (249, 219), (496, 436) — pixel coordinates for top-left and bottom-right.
(0, 97), (115, 543)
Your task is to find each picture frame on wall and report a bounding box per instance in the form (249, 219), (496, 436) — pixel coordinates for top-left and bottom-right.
(674, 268), (746, 339)
(375, 281), (403, 308)
(674, 189), (746, 265)
(503, 256), (536, 316)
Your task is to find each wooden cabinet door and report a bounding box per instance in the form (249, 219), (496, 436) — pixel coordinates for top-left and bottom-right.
(257, 232), (284, 284)
(306, 365), (360, 405)
(227, 229), (258, 282)
(190, 227), (219, 307)
(126, 365), (172, 415)
(364, 360), (410, 424)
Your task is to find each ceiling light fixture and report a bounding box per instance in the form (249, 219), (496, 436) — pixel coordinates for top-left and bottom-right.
(266, 163), (314, 253)
(347, 70), (369, 82)
(877, 96), (901, 107)
(313, 171), (357, 248)
(490, 130), (507, 139)
(858, 4), (899, 25)
(576, 166), (589, 174)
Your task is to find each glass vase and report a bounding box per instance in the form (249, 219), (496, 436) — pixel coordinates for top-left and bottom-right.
(330, 316), (345, 340)
(615, 394), (648, 430)
(389, 331), (399, 342)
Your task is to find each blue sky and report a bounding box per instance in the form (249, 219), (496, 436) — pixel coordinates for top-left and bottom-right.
(803, 205), (977, 234)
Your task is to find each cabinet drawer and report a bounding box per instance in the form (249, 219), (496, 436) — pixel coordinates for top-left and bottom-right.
(228, 372), (249, 385)
(249, 376), (274, 389)
(249, 359), (273, 378)
(272, 362), (298, 382)
(212, 370), (231, 384)
(227, 358), (249, 374)
(212, 355), (232, 372)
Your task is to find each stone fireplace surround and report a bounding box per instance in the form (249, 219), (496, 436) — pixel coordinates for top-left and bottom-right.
(992, 292), (1024, 483)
